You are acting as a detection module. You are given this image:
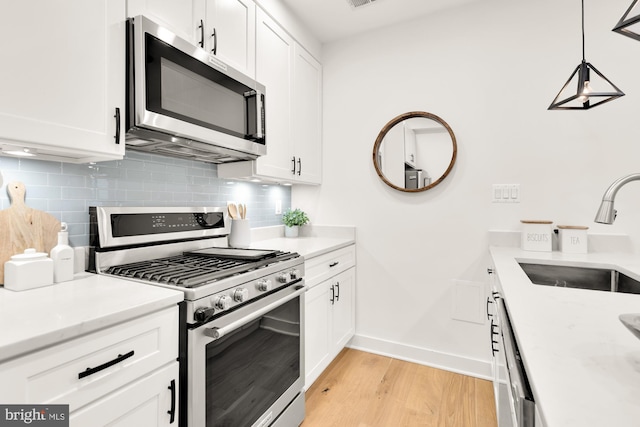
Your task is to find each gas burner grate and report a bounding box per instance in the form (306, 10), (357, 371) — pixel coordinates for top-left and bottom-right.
(105, 254), (252, 288)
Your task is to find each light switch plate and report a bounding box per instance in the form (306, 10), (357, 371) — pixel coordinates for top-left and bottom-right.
(492, 184), (520, 203)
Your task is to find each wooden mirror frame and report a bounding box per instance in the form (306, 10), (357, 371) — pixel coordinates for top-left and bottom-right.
(372, 111), (457, 193)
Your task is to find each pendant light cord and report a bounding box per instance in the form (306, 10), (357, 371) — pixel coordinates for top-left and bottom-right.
(582, 0), (586, 61)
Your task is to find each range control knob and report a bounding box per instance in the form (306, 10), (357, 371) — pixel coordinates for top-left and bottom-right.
(290, 269), (301, 280)
(277, 272), (290, 283)
(194, 307), (215, 322)
(257, 279), (272, 292)
(234, 287), (249, 302)
(213, 295), (232, 310)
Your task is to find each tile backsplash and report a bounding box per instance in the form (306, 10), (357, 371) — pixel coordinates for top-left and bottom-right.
(0, 151), (291, 247)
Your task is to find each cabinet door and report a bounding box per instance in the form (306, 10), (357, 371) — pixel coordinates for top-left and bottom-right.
(331, 268), (355, 355)
(404, 124), (417, 168)
(304, 281), (331, 389)
(0, 0), (125, 163)
(292, 44), (322, 184)
(128, 0), (199, 45)
(70, 362), (179, 427)
(204, 0), (256, 78)
(254, 8), (295, 180)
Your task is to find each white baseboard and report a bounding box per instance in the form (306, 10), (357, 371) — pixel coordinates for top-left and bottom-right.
(348, 333), (493, 381)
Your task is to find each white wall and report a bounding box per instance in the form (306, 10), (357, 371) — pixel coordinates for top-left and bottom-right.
(293, 0), (640, 377)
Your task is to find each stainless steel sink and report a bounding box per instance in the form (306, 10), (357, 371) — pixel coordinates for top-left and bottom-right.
(518, 262), (640, 294)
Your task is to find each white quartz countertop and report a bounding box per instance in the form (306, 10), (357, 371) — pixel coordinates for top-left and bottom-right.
(0, 274), (183, 363)
(249, 225), (356, 259)
(251, 236), (354, 259)
(490, 246), (640, 427)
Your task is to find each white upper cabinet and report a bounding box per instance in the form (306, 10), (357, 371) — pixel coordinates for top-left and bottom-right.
(127, 0), (199, 44)
(404, 124), (417, 168)
(292, 44), (322, 184)
(251, 7), (296, 179)
(128, 0), (255, 78)
(201, 0), (256, 78)
(0, 0), (126, 163)
(218, 5), (322, 185)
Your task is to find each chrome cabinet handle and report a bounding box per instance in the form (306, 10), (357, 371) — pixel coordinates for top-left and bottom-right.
(329, 261), (339, 268)
(198, 19), (204, 48)
(297, 157), (302, 175)
(486, 296), (494, 320)
(291, 156), (296, 175)
(330, 285), (335, 304)
(335, 282), (340, 301)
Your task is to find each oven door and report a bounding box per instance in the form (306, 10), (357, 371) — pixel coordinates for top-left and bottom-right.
(188, 283), (306, 427)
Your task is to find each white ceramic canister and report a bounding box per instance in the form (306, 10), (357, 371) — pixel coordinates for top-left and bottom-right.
(521, 220), (553, 252)
(557, 225), (588, 254)
(229, 219), (251, 248)
(4, 248), (54, 291)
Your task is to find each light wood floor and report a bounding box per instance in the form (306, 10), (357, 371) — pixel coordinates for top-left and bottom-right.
(302, 348), (497, 427)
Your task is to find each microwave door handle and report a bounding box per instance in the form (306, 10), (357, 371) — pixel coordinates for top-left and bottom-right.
(256, 91), (265, 139)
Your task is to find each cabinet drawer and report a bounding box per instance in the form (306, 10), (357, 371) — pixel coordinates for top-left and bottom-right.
(70, 361), (179, 427)
(305, 245), (355, 289)
(0, 306), (178, 412)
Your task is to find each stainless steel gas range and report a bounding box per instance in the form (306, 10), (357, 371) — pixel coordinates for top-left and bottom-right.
(89, 206), (306, 427)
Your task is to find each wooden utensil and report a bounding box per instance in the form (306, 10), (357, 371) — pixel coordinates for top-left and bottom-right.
(228, 203), (238, 220)
(238, 204), (245, 219)
(0, 181), (61, 284)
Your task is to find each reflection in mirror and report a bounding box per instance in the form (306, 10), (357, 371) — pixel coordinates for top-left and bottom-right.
(373, 112), (457, 192)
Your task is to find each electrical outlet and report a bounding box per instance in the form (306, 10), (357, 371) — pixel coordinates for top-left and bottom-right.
(275, 200), (282, 214)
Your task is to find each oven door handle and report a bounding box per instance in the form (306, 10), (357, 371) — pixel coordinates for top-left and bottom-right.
(204, 285), (306, 341)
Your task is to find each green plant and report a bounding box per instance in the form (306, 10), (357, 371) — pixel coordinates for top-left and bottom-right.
(282, 208), (309, 227)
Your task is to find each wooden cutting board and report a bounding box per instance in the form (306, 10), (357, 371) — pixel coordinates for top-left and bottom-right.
(0, 181), (61, 284)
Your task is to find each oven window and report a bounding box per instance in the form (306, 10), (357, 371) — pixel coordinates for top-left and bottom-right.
(206, 297), (300, 427)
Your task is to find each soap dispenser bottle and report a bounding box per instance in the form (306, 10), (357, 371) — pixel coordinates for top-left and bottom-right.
(50, 222), (74, 283)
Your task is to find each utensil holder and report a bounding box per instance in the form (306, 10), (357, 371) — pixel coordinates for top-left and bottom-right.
(229, 219), (251, 248)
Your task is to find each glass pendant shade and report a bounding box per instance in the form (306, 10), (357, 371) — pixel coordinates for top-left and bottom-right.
(613, 0), (640, 41)
(549, 0), (624, 110)
(548, 60), (625, 110)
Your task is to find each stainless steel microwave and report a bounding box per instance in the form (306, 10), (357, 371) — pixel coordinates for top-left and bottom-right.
(125, 15), (266, 163)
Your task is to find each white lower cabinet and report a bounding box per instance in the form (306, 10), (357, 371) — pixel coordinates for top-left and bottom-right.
(0, 306), (179, 426)
(304, 245), (356, 389)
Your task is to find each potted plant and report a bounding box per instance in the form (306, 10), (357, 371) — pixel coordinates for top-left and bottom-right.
(282, 208), (309, 238)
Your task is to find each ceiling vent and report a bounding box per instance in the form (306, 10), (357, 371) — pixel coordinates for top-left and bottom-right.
(347, 0), (377, 9)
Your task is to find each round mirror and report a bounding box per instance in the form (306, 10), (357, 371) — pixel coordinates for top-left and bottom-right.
(373, 112), (457, 192)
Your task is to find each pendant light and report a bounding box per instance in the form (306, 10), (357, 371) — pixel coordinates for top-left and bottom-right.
(613, 0), (640, 41)
(548, 0), (624, 110)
